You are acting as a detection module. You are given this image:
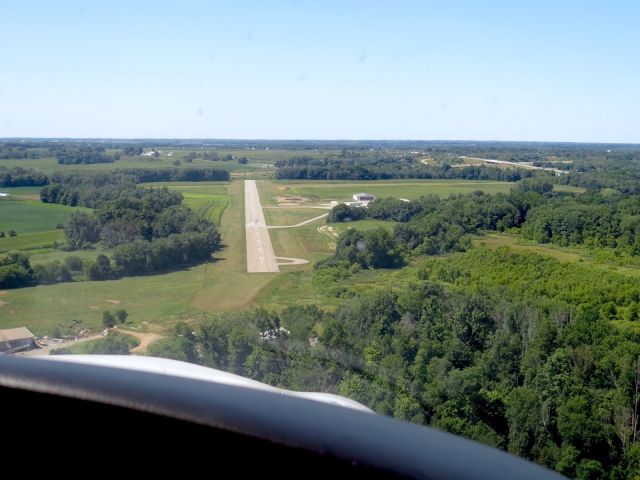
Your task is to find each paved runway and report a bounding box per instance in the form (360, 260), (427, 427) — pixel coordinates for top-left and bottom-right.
(245, 180), (280, 273)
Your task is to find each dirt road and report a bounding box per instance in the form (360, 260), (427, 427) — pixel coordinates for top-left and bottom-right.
(245, 180), (280, 273)
(118, 329), (162, 354)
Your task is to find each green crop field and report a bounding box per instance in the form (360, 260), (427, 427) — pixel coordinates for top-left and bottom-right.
(0, 198), (89, 234)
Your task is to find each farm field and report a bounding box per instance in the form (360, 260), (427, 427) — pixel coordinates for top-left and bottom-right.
(0, 197), (89, 234)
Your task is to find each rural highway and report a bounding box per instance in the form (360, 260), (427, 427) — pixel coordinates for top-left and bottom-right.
(245, 180), (280, 273)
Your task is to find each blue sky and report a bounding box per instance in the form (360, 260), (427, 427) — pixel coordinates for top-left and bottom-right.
(1, 1), (638, 141)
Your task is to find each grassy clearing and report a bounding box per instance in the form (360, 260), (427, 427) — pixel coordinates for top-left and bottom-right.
(182, 192), (229, 224)
(55, 332), (140, 354)
(270, 222), (334, 263)
(0, 264), (207, 335)
(0, 198), (88, 234)
(553, 184), (587, 193)
(259, 179), (513, 206)
(0, 186), (44, 199)
(0, 230), (63, 254)
(473, 232), (640, 278)
(253, 270), (341, 312)
(28, 247), (109, 265)
(144, 182), (230, 224)
(332, 219), (396, 234)
(263, 208), (327, 226)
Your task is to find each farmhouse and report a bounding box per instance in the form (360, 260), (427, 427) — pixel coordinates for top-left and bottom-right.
(0, 327), (35, 353)
(352, 193), (376, 202)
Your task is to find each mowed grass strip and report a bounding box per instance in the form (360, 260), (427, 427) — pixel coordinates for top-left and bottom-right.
(188, 181), (279, 311)
(263, 208), (327, 226)
(259, 179), (514, 206)
(182, 192), (229, 224)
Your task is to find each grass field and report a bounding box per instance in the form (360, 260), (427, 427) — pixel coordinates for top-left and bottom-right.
(263, 208), (328, 226)
(0, 198), (88, 234)
(0, 264), (208, 335)
(553, 184), (587, 193)
(0, 186), (44, 199)
(0, 230), (64, 254)
(473, 232), (640, 277)
(259, 179), (514, 206)
(28, 247), (109, 265)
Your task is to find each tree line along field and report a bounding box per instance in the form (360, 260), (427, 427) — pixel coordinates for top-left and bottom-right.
(0, 147), (326, 175)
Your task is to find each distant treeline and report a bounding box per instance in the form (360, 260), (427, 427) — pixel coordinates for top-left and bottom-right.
(53, 146), (116, 165)
(274, 155), (538, 181)
(0, 167), (48, 187)
(0, 164), (230, 189)
(40, 168), (229, 207)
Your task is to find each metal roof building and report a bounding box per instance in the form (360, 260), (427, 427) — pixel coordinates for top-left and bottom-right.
(352, 193), (376, 202)
(0, 327), (35, 353)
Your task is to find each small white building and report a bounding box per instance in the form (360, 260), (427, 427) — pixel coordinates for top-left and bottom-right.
(352, 193), (376, 202)
(0, 327), (35, 353)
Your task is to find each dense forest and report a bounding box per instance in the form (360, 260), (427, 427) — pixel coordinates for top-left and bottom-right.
(40, 168), (229, 207)
(275, 154), (537, 181)
(53, 145), (116, 165)
(149, 246), (640, 479)
(0, 166), (48, 187)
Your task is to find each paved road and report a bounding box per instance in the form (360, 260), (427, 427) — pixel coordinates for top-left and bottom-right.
(458, 156), (567, 175)
(245, 180), (280, 273)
